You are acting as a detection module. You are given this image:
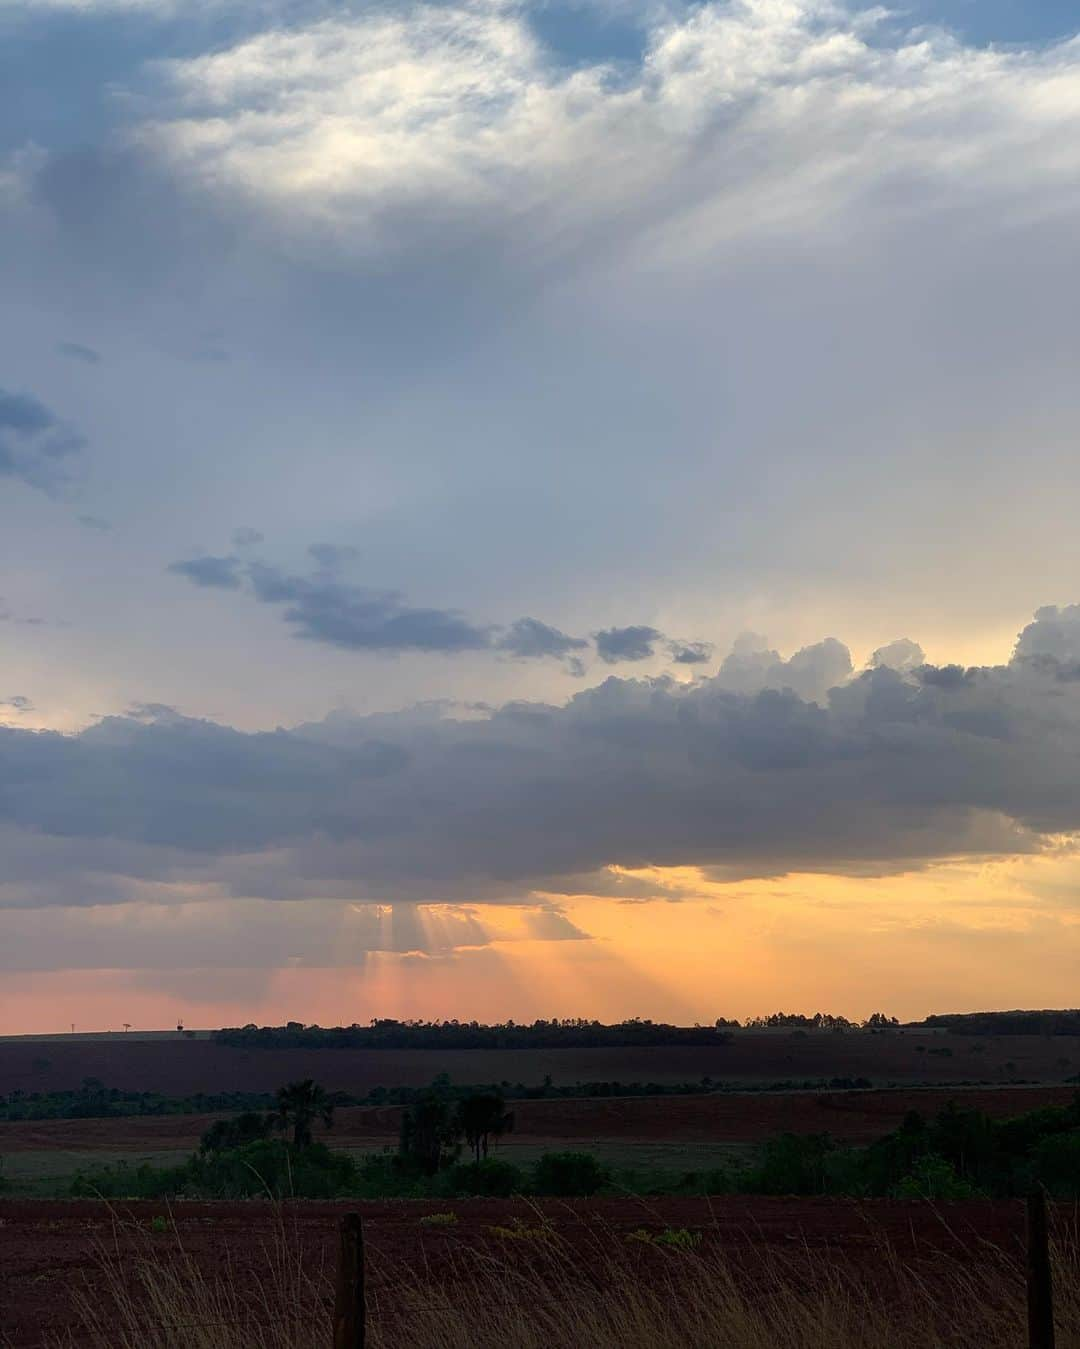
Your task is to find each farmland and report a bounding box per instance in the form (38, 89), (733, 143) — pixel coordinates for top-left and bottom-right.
(4, 1027), (1078, 1098)
(3, 1028), (1078, 1344)
(0, 1193), (1061, 1347)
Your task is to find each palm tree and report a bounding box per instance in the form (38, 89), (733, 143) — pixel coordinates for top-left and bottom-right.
(275, 1079), (334, 1148)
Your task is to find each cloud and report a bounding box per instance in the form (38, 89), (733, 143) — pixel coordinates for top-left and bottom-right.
(57, 341), (101, 364)
(870, 639), (926, 673)
(717, 634), (853, 705)
(595, 625), (661, 663)
(7, 605), (1080, 912)
(170, 547), (604, 662)
(0, 696), (33, 714)
(669, 640), (713, 666)
(0, 386), (85, 496)
(232, 527), (264, 549)
(1014, 605), (1080, 666)
(167, 554), (244, 589)
(497, 617), (588, 662)
(244, 560), (494, 652)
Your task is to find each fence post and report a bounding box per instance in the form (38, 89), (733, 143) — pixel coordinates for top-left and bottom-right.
(333, 1212), (365, 1349)
(1027, 1185), (1055, 1349)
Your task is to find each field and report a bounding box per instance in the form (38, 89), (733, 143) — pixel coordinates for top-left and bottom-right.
(0, 1193), (1059, 1347)
(4, 1032), (1078, 1345)
(4, 1028), (1079, 1097)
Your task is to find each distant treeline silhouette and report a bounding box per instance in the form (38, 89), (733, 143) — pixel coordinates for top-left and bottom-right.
(924, 1009), (1080, 1036)
(213, 1017), (737, 1050)
(213, 1012), (901, 1049)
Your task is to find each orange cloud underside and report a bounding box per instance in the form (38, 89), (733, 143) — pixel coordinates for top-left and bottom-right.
(4, 854), (1080, 1034)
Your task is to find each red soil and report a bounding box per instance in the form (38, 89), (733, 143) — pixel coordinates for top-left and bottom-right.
(0, 1195), (1039, 1346)
(0, 1084), (1073, 1155)
(3, 1031), (1078, 1098)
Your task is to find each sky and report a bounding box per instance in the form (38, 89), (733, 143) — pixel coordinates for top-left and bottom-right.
(3, 0), (1080, 1034)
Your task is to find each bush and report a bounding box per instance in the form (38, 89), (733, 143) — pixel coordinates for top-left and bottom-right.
(446, 1159), (524, 1197)
(890, 1154), (983, 1200)
(1034, 1129), (1080, 1198)
(752, 1133), (854, 1195)
(532, 1151), (609, 1196)
(200, 1111), (274, 1153)
(187, 1139), (357, 1199)
(70, 1160), (189, 1199)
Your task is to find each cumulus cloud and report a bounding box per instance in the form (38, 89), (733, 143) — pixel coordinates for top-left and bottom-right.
(1014, 605), (1080, 668)
(595, 625), (661, 663)
(717, 634), (853, 705)
(6, 605), (1080, 913)
(0, 386), (85, 496)
(870, 639), (926, 673)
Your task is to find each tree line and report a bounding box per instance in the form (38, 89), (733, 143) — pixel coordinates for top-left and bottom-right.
(213, 1012), (902, 1049)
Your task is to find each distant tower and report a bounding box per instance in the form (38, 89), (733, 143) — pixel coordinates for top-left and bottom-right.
(123, 1023), (131, 1033)
(177, 1020), (184, 1033)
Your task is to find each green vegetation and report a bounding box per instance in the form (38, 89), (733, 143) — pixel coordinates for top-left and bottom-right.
(2, 1072), (892, 1124)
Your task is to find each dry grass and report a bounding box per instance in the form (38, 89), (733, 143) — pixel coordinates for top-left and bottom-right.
(68, 1204), (1080, 1349)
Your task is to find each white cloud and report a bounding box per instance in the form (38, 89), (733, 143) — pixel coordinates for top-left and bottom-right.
(130, 0), (1080, 264)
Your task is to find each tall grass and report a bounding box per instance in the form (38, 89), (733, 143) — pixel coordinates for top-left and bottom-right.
(70, 1204), (1080, 1349)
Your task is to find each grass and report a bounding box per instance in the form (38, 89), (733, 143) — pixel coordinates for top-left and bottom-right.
(61, 1202), (1080, 1349)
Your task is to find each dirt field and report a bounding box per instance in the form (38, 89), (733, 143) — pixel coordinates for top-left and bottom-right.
(0, 1194), (1040, 1347)
(1, 1084), (1074, 1160)
(3, 1030), (1078, 1098)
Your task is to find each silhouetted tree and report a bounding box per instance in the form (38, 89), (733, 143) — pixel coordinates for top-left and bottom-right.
(457, 1092), (514, 1163)
(275, 1079), (334, 1148)
(399, 1091), (461, 1174)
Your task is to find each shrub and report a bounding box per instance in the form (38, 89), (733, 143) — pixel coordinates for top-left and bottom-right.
(752, 1133), (855, 1195)
(70, 1160), (189, 1199)
(532, 1151), (609, 1196)
(1034, 1129), (1080, 1198)
(187, 1139), (357, 1199)
(890, 1154), (983, 1200)
(446, 1159), (524, 1197)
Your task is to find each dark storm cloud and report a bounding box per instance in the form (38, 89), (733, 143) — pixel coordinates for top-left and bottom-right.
(57, 342), (101, 365)
(0, 387), (85, 496)
(497, 617), (588, 661)
(595, 625), (662, 664)
(6, 606), (1080, 910)
(669, 640), (713, 666)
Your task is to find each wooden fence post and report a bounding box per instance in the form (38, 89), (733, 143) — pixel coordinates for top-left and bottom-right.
(1027, 1185), (1055, 1349)
(333, 1212), (365, 1349)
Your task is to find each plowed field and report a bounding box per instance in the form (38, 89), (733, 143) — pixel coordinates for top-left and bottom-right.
(4, 1031), (1078, 1097)
(0, 1084), (1073, 1156)
(0, 1195), (1038, 1347)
